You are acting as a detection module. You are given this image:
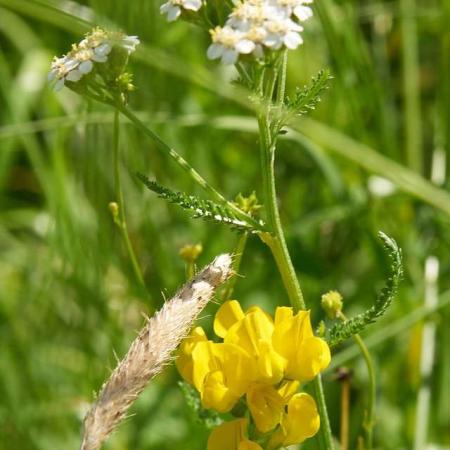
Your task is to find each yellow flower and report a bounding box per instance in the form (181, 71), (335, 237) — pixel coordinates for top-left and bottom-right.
(176, 326), (208, 385)
(191, 341), (255, 412)
(246, 384), (284, 433)
(272, 307), (331, 381)
(217, 301), (285, 384)
(269, 393), (320, 448)
(207, 419), (262, 450)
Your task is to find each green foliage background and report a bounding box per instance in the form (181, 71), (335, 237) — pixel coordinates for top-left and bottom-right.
(0, 0), (449, 449)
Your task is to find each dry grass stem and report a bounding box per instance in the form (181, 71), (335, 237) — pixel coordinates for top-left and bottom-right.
(80, 254), (234, 450)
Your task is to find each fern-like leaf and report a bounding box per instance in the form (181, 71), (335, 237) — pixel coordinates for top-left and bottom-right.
(327, 231), (403, 347)
(138, 174), (262, 232)
(285, 69), (332, 117)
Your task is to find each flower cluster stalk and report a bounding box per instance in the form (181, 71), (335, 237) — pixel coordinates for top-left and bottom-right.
(112, 109), (146, 288)
(114, 103), (261, 230)
(257, 54), (334, 450)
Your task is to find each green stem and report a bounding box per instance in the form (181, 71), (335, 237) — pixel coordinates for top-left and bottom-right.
(353, 334), (375, 449)
(113, 109), (146, 289)
(339, 312), (375, 450)
(221, 232), (248, 301)
(115, 103), (261, 230)
(257, 59), (333, 450)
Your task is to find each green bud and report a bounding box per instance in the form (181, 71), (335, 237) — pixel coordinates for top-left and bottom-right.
(321, 290), (343, 319)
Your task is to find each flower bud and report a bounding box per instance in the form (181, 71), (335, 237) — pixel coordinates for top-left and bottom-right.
(179, 243), (203, 263)
(321, 290), (343, 319)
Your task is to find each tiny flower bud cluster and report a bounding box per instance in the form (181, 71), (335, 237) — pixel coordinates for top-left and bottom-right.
(48, 28), (139, 91)
(207, 0), (314, 65)
(160, 0), (203, 22)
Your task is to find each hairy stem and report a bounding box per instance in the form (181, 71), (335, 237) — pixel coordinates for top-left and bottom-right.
(257, 58), (334, 450)
(113, 109), (146, 289)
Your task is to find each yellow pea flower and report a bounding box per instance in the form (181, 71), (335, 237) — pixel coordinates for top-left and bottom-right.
(176, 326), (208, 385)
(207, 419), (262, 450)
(246, 384), (285, 433)
(224, 305), (285, 384)
(214, 300), (245, 338)
(191, 341), (255, 412)
(272, 307), (331, 381)
(268, 393), (320, 448)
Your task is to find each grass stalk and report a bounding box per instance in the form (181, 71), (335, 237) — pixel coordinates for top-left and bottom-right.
(400, 0), (423, 173)
(112, 109), (146, 289)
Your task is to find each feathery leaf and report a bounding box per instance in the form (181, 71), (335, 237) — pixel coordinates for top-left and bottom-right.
(327, 232), (403, 347)
(138, 173), (264, 232)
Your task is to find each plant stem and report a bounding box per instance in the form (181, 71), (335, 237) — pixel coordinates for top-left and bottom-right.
(113, 109), (146, 289)
(339, 373), (350, 450)
(257, 58), (334, 450)
(221, 232), (248, 301)
(115, 103), (261, 230)
(339, 312), (375, 449)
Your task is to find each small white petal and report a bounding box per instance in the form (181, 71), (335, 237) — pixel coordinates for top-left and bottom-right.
(66, 69), (83, 82)
(54, 78), (65, 91)
(95, 43), (112, 57)
(294, 5), (313, 21)
(63, 58), (79, 71)
(78, 60), (93, 74)
(184, 0), (202, 11)
(47, 70), (57, 82)
(221, 48), (238, 65)
(263, 34), (282, 49)
(167, 5), (181, 21)
(235, 39), (255, 54)
(284, 31), (303, 49)
(207, 43), (224, 60)
(92, 54), (107, 63)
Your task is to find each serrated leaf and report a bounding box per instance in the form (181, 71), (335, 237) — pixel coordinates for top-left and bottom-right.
(327, 231), (403, 347)
(138, 173), (262, 232)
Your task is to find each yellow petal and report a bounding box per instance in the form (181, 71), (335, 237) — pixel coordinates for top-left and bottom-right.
(191, 341), (219, 392)
(270, 393), (320, 447)
(214, 300), (245, 338)
(193, 342), (254, 410)
(277, 380), (299, 402)
(255, 340), (285, 384)
(225, 309), (274, 358)
(202, 370), (240, 412)
(176, 327), (208, 385)
(247, 384), (284, 433)
(207, 419), (247, 450)
(238, 440), (263, 450)
(290, 336), (331, 381)
(273, 308), (329, 381)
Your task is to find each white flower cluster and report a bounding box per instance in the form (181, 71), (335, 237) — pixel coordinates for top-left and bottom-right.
(207, 0), (313, 65)
(48, 28), (140, 91)
(160, 0), (203, 22)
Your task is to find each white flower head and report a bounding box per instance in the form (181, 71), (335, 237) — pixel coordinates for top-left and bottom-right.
(48, 27), (140, 92)
(160, 0), (203, 22)
(206, 0), (314, 65)
(207, 26), (255, 65)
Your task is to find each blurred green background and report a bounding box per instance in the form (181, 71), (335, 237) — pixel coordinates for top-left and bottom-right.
(0, 0), (449, 449)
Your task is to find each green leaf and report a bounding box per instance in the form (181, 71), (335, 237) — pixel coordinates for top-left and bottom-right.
(138, 174), (263, 232)
(285, 69), (332, 117)
(327, 231), (403, 347)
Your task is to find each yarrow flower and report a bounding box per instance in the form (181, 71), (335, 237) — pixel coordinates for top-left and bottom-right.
(48, 27), (139, 91)
(207, 0), (314, 64)
(160, 0), (203, 22)
(176, 300), (330, 448)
